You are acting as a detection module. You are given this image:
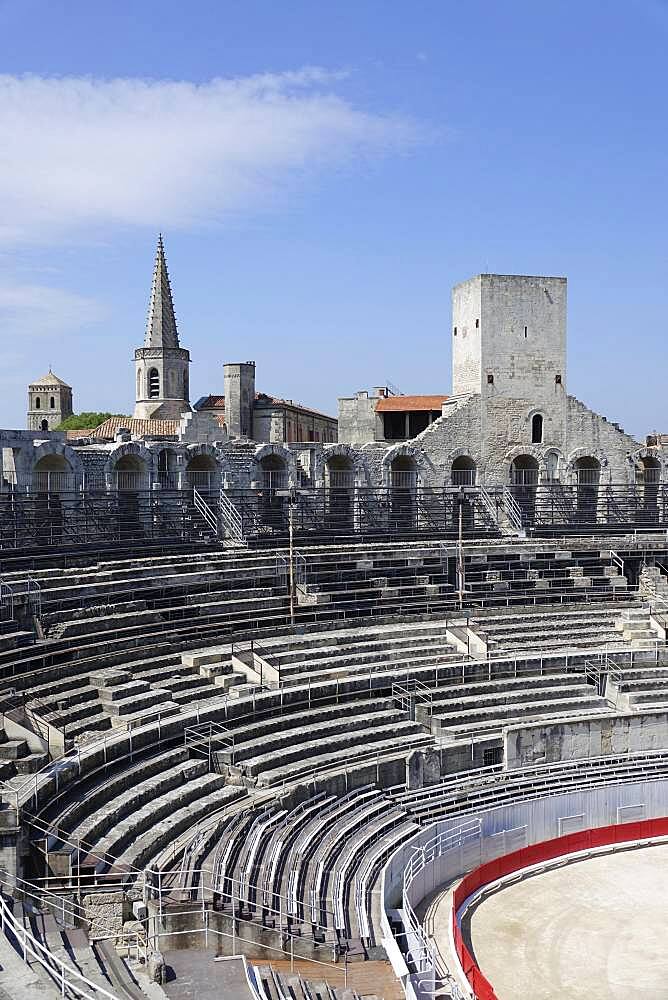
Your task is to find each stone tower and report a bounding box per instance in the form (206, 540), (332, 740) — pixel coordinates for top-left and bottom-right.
(27, 370), (73, 431)
(223, 362), (256, 438)
(451, 273), (567, 402)
(133, 235), (192, 421)
(451, 273), (568, 469)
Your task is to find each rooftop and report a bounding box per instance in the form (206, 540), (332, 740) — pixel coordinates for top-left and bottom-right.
(29, 369), (71, 388)
(375, 394), (449, 412)
(196, 392), (336, 422)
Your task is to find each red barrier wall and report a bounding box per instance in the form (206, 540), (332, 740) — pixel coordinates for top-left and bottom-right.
(450, 816), (668, 1000)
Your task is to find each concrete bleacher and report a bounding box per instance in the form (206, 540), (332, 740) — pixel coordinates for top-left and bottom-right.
(466, 602), (658, 657)
(3, 532), (668, 997)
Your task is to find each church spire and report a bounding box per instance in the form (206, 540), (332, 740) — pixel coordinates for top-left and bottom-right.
(144, 234), (180, 349)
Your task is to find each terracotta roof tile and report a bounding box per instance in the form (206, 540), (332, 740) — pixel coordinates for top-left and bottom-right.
(375, 394), (448, 412)
(197, 391), (336, 422)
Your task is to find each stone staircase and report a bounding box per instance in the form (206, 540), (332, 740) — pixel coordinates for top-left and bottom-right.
(0, 727), (48, 781)
(614, 606), (661, 647)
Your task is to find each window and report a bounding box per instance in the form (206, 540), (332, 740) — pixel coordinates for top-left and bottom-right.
(40, 419), (48, 431)
(487, 373), (494, 385)
(524, 326), (528, 338)
(531, 413), (543, 444)
(475, 318), (479, 329)
(453, 326), (457, 336)
(35, 397), (41, 409)
(148, 368), (160, 398)
(555, 374), (562, 385)
(49, 396), (55, 409)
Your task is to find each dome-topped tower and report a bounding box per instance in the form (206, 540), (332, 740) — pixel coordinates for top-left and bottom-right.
(133, 235), (192, 421)
(27, 369), (73, 431)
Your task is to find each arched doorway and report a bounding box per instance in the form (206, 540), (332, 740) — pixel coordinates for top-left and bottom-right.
(33, 454), (74, 493)
(258, 454), (288, 528)
(574, 457), (600, 522)
(40, 419), (49, 432)
(390, 455), (417, 530)
(113, 454), (149, 540)
(510, 455), (539, 524)
(114, 454), (148, 492)
(325, 455), (355, 529)
(32, 454), (76, 542)
(637, 456), (661, 523)
(157, 449), (178, 489)
(186, 454), (219, 492)
(451, 456), (476, 487)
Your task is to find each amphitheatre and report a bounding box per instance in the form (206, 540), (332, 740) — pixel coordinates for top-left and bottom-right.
(3, 261), (668, 1000)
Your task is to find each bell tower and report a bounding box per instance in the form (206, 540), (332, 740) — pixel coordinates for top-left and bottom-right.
(134, 235), (192, 421)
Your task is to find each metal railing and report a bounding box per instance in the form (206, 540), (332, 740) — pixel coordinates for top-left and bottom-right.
(112, 471), (149, 491)
(219, 488), (245, 542)
(502, 488), (524, 533)
(0, 884), (121, 1000)
(193, 488), (219, 536)
(30, 472), (82, 493)
(5, 483), (668, 552)
(0, 576), (41, 621)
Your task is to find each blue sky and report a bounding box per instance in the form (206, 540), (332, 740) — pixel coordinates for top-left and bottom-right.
(0, 0), (667, 436)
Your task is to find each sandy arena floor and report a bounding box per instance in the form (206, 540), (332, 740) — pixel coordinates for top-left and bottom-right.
(431, 842), (668, 1000)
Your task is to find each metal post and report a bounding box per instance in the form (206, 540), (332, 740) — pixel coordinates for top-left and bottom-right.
(289, 497), (296, 626)
(457, 497), (464, 611)
(231, 881), (236, 956)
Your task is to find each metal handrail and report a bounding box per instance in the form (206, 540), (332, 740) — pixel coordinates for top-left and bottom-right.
(0, 888), (121, 1000)
(502, 488), (524, 532)
(219, 488), (243, 539)
(193, 487), (219, 536)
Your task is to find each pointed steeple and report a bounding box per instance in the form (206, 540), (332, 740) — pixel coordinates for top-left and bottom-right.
(144, 234), (180, 349)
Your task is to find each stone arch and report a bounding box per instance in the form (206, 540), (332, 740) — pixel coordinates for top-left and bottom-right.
(380, 443), (426, 487)
(32, 440), (83, 477)
(315, 444), (366, 486)
(185, 443), (221, 489)
(544, 448), (562, 482)
(446, 448), (479, 487)
(104, 442), (154, 488)
(500, 445), (545, 485)
(31, 440), (83, 491)
(564, 448), (609, 486)
(185, 443), (219, 465)
(630, 448), (664, 485)
(252, 443), (297, 488)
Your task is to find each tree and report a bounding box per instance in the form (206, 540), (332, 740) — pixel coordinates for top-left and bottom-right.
(56, 412), (127, 430)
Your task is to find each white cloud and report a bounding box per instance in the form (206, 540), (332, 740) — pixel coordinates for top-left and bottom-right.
(0, 69), (420, 243)
(0, 282), (105, 337)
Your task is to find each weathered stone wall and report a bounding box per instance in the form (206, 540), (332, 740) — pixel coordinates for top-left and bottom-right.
(452, 274), (483, 395)
(338, 392), (382, 445)
(505, 711), (668, 769)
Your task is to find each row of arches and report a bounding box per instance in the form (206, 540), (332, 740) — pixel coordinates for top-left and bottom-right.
(24, 449), (667, 494)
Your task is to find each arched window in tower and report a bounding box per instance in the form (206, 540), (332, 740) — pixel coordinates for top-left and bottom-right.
(148, 368), (160, 399)
(137, 371), (141, 398)
(531, 413), (543, 444)
(35, 397), (41, 409)
(49, 396), (55, 409)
